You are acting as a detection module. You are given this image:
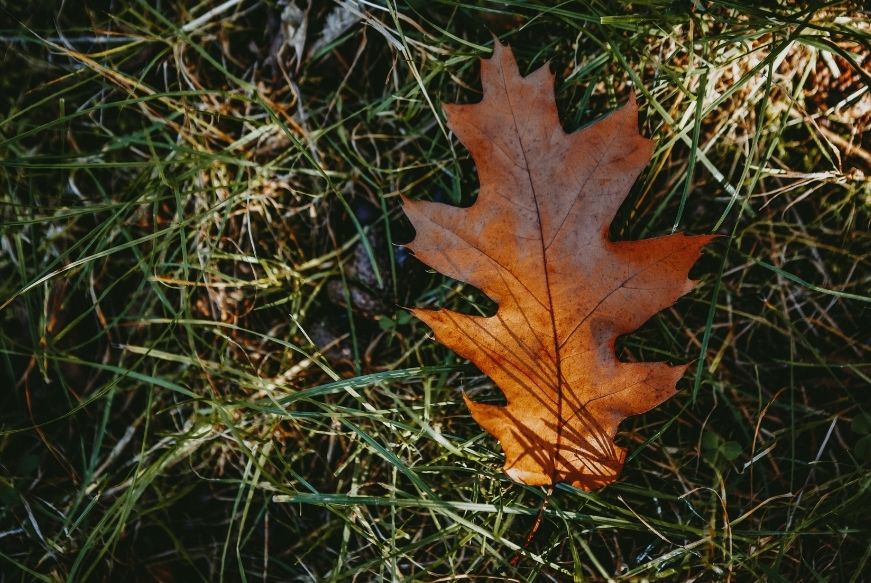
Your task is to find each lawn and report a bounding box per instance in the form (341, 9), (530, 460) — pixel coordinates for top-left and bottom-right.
(1, 0), (870, 581)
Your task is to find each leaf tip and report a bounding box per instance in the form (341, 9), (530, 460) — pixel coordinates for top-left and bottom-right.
(488, 32), (505, 58)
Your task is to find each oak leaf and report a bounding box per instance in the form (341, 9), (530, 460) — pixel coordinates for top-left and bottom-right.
(403, 42), (714, 490)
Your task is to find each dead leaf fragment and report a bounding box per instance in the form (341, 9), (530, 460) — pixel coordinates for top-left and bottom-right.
(281, 1), (308, 72)
(403, 42), (715, 490)
(308, 2), (361, 59)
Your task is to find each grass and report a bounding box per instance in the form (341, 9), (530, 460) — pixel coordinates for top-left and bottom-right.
(1, 0), (870, 580)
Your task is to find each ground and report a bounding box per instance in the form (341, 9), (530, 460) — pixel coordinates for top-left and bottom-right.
(1, 1), (871, 581)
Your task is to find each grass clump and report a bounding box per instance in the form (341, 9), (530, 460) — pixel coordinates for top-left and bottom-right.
(1, 0), (870, 581)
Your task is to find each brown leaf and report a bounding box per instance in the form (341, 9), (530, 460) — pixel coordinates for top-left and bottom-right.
(402, 42), (715, 490)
